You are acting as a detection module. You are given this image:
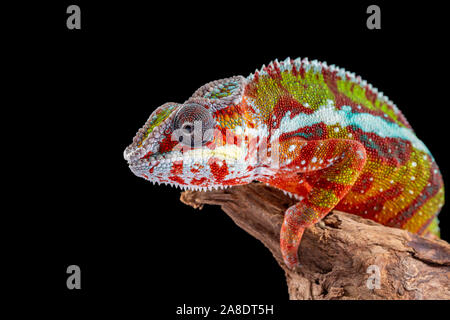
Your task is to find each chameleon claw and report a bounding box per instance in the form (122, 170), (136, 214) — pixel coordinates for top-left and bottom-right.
(317, 220), (326, 229)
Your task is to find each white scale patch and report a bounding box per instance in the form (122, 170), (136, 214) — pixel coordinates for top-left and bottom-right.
(272, 102), (432, 156)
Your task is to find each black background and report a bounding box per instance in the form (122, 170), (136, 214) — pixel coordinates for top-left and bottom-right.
(9, 0), (449, 315)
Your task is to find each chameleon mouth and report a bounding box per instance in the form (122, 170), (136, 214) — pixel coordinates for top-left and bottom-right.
(138, 179), (233, 192)
(128, 142), (247, 169)
(127, 150), (185, 168)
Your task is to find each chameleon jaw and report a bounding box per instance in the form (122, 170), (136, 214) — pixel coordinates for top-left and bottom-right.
(127, 144), (251, 190)
(129, 143), (247, 168)
(137, 178), (233, 192)
(127, 150), (185, 169)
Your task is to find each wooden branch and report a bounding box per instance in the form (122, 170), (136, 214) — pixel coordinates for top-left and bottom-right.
(180, 182), (450, 300)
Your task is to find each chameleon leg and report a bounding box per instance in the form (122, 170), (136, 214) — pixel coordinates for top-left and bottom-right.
(271, 138), (367, 269)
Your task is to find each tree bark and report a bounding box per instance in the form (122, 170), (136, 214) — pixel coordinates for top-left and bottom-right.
(180, 182), (450, 300)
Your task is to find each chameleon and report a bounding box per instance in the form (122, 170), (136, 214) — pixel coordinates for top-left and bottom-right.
(123, 57), (444, 269)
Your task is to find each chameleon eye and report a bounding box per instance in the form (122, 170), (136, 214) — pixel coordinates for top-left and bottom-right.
(173, 103), (215, 147)
(181, 122), (194, 133)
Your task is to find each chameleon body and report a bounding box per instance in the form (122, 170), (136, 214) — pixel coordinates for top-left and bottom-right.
(124, 57), (444, 269)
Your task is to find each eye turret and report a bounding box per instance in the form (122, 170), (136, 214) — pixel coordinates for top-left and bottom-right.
(172, 103), (215, 147)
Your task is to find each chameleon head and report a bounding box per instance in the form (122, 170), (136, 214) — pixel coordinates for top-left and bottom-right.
(123, 76), (259, 190)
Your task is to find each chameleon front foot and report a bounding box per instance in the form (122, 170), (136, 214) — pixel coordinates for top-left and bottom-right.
(280, 228), (305, 269)
(272, 138), (367, 269)
(280, 206), (307, 269)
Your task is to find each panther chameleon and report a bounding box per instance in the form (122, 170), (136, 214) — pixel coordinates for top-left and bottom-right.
(123, 57), (444, 269)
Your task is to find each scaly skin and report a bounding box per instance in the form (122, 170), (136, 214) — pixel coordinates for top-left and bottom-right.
(124, 57), (444, 269)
